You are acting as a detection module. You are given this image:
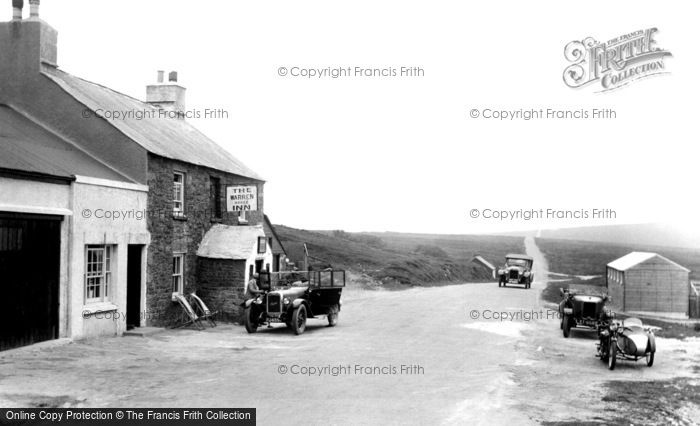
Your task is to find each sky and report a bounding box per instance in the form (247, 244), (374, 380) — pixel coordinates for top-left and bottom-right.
(16, 0), (700, 234)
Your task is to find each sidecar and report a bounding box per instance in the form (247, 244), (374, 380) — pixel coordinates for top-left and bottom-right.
(598, 317), (656, 370)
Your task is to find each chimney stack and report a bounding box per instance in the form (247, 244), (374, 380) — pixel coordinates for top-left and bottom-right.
(28, 0), (39, 18)
(146, 70), (186, 118)
(12, 0), (23, 20)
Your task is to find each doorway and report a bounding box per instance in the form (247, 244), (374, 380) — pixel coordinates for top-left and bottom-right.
(0, 213), (61, 351)
(126, 245), (143, 330)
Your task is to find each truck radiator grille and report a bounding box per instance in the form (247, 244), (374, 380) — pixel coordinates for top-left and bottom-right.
(267, 294), (282, 313)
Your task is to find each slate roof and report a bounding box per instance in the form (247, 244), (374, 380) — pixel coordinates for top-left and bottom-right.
(0, 104), (129, 181)
(608, 252), (690, 272)
(197, 224), (266, 259)
(42, 68), (263, 181)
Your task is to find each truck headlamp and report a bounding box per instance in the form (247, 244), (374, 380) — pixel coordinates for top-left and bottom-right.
(283, 298), (290, 305)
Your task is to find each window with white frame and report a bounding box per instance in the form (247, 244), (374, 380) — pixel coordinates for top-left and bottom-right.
(173, 172), (185, 215)
(85, 245), (113, 303)
(172, 253), (185, 293)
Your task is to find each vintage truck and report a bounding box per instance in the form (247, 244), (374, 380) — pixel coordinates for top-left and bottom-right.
(243, 269), (344, 335)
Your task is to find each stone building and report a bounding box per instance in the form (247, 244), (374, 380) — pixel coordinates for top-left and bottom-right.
(0, 1), (271, 337)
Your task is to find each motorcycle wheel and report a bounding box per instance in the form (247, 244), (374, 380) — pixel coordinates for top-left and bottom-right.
(646, 351), (654, 367)
(608, 341), (617, 370)
(244, 306), (258, 334)
(562, 316), (571, 338)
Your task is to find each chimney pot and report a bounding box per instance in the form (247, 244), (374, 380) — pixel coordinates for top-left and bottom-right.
(168, 71), (178, 83)
(12, 0), (23, 20)
(28, 0), (39, 17)
(157, 70), (164, 83)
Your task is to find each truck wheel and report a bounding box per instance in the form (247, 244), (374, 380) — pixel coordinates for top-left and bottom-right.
(292, 304), (307, 335)
(328, 312), (338, 327)
(608, 342), (617, 370)
(646, 351), (654, 367)
(563, 315), (571, 338)
(244, 306), (258, 334)
(328, 305), (339, 327)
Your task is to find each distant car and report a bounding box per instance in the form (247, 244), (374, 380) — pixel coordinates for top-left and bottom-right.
(559, 288), (610, 338)
(498, 254), (534, 289)
(244, 269), (344, 335)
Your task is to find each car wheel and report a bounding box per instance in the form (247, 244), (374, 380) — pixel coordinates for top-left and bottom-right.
(608, 341), (617, 370)
(646, 351), (654, 367)
(562, 315), (571, 338)
(292, 304), (307, 335)
(244, 306), (258, 334)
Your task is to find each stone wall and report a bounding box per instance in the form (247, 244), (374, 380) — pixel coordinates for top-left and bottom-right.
(146, 154), (264, 326)
(197, 257), (247, 323)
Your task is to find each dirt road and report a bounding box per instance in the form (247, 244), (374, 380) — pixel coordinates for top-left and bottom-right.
(1, 238), (698, 425)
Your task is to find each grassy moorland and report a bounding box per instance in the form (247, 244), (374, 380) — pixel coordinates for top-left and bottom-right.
(537, 237), (700, 308)
(274, 226), (525, 288)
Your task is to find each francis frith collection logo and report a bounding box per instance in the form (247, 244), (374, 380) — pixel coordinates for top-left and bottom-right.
(563, 28), (672, 92)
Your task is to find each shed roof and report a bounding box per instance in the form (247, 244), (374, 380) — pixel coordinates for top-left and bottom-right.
(506, 254), (533, 261)
(42, 68), (263, 181)
(607, 252), (690, 272)
(197, 224), (266, 260)
(0, 104), (130, 181)
(473, 255), (496, 270)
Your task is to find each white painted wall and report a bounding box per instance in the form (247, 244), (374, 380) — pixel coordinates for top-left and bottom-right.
(244, 239), (273, 293)
(68, 178), (150, 339)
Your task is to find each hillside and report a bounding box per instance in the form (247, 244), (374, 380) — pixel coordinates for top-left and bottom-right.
(274, 226), (525, 288)
(536, 237), (700, 304)
(507, 223), (700, 249)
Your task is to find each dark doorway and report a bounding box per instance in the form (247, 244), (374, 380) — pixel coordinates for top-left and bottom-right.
(0, 213), (62, 351)
(126, 245), (143, 330)
(255, 259), (264, 274)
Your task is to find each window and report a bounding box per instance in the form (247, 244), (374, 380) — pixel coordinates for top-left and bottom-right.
(239, 210), (247, 223)
(85, 245), (112, 303)
(173, 172), (185, 216)
(258, 236), (267, 254)
(172, 253), (185, 294)
(210, 177), (222, 219)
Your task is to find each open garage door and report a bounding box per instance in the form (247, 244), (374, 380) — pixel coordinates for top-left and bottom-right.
(0, 213), (62, 351)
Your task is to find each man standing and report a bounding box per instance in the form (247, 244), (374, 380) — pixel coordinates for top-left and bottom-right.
(245, 272), (263, 300)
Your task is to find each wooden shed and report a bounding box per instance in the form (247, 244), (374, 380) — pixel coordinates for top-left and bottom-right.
(606, 252), (690, 318)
